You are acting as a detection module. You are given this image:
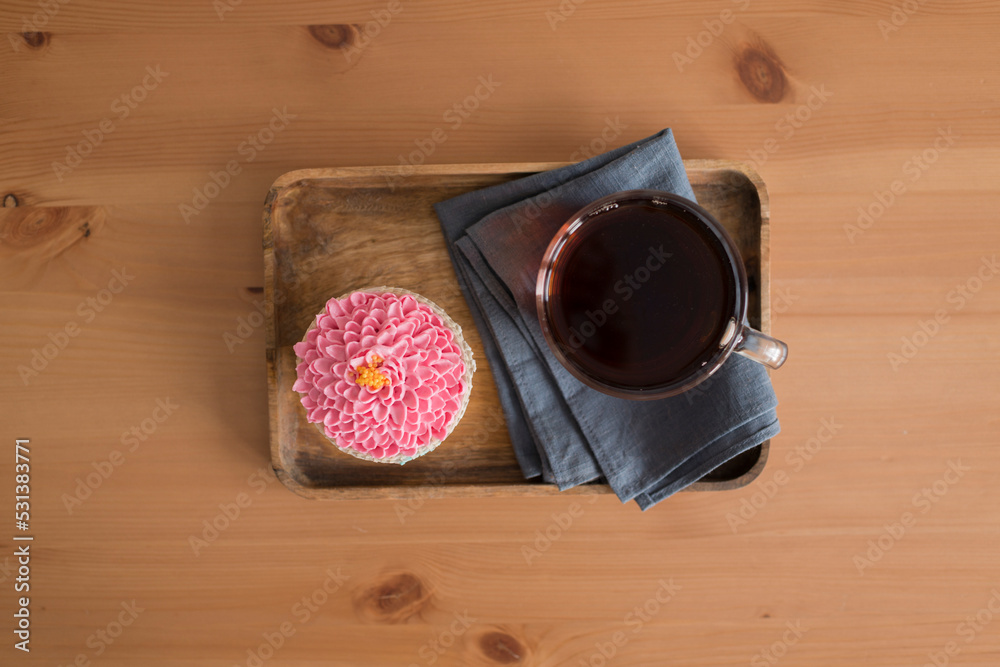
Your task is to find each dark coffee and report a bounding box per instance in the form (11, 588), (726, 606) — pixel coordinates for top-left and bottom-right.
(546, 200), (737, 390)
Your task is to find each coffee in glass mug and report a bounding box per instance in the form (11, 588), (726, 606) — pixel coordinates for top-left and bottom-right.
(536, 190), (787, 399)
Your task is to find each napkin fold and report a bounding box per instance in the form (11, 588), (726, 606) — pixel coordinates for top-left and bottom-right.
(435, 129), (779, 509)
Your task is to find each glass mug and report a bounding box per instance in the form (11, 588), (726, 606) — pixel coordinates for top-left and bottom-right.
(536, 190), (787, 400)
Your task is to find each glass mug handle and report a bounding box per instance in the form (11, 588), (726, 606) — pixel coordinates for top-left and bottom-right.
(723, 319), (788, 369)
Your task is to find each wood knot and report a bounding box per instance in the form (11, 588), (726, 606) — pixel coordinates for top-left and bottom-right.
(1, 208), (70, 249)
(21, 31), (50, 50)
(0, 206), (103, 251)
(352, 572), (430, 623)
(477, 631), (526, 664)
(308, 24), (359, 51)
(735, 44), (787, 103)
(245, 286), (264, 294)
(3, 194), (19, 208)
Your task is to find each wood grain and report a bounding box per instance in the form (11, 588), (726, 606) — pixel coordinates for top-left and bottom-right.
(1, 1), (998, 665)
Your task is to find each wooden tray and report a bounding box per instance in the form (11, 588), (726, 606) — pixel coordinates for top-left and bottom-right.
(264, 161), (771, 500)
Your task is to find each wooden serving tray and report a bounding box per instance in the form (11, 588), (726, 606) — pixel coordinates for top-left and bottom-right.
(264, 161), (771, 500)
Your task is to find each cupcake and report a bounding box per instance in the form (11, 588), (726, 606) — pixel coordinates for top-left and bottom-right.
(292, 287), (475, 464)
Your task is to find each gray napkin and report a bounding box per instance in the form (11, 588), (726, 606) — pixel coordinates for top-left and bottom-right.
(435, 129), (779, 509)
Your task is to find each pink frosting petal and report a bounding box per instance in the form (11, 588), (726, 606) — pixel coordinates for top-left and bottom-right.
(377, 325), (396, 346)
(389, 402), (406, 426)
(311, 358), (335, 375)
(401, 389), (418, 409)
(326, 299), (346, 317)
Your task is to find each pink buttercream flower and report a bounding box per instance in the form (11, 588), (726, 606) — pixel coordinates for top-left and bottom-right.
(293, 292), (467, 460)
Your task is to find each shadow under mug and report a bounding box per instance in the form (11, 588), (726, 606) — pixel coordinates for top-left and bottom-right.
(536, 189), (788, 400)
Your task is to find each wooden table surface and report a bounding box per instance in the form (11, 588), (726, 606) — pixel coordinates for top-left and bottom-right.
(2, 1), (998, 665)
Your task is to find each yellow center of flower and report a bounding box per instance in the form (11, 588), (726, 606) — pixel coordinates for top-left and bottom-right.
(355, 355), (390, 391)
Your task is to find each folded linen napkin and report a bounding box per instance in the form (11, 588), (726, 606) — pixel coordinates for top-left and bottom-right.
(435, 129), (779, 509)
